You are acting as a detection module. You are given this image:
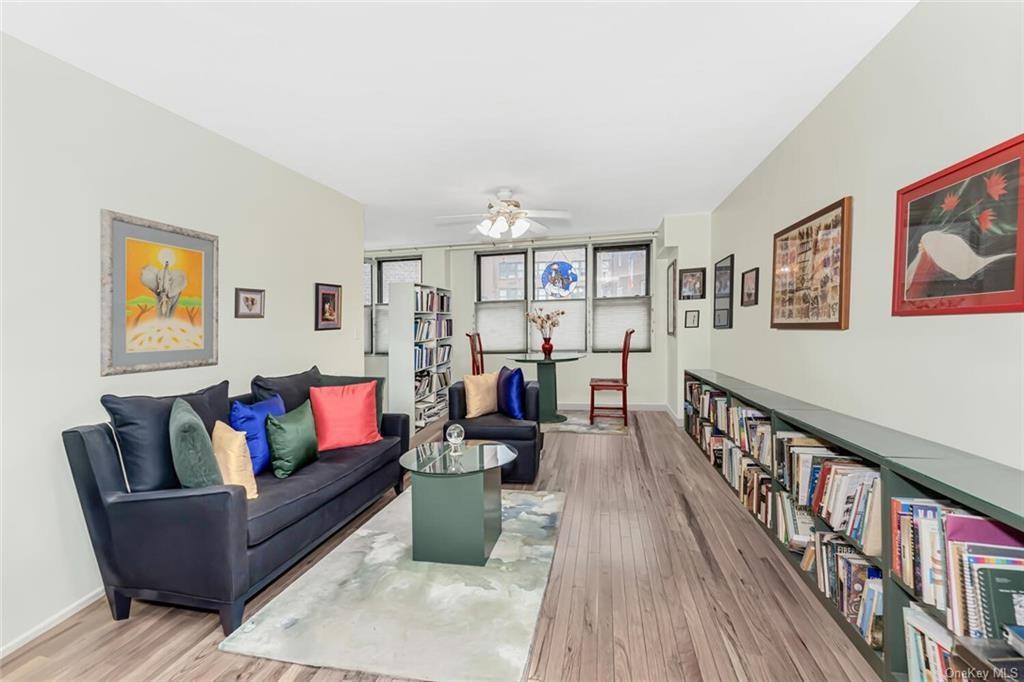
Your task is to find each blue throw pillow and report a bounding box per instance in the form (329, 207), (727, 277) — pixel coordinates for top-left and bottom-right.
(230, 394), (286, 475)
(497, 366), (526, 420)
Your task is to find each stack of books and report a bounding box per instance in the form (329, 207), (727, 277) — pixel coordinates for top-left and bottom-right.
(414, 371), (432, 400)
(727, 405), (770, 458)
(414, 318), (435, 341)
(438, 317), (453, 337)
(904, 603), (953, 681)
(892, 499), (1024, 639)
(432, 367), (452, 392)
(775, 431), (837, 495)
(814, 463), (881, 555)
(414, 288), (436, 312)
(437, 291), (451, 312)
(740, 461), (772, 525)
(776, 492), (814, 552)
(436, 343), (452, 364)
(413, 344), (435, 370)
(810, 531), (884, 648)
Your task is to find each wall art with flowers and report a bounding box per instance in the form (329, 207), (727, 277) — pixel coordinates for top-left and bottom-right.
(892, 134), (1024, 316)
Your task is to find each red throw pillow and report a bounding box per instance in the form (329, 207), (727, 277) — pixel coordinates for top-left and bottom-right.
(309, 383), (382, 451)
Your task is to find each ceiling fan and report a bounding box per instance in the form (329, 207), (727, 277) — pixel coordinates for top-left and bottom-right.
(434, 188), (570, 240)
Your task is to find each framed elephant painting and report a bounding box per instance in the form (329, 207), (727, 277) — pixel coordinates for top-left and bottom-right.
(101, 210), (218, 375)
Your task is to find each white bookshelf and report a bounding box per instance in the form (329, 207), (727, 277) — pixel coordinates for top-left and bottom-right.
(388, 282), (453, 432)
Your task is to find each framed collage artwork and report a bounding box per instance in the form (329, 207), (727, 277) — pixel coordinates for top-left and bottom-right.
(770, 197), (852, 330)
(713, 254), (734, 329)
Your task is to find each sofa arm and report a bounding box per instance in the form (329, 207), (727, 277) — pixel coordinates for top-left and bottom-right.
(106, 485), (248, 603)
(448, 382), (467, 420)
(381, 413), (410, 453)
(524, 380), (541, 423)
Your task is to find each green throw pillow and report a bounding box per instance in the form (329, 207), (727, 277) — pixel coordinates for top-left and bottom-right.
(169, 398), (224, 488)
(320, 375), (385, 428)
(267, 400), (318, 479)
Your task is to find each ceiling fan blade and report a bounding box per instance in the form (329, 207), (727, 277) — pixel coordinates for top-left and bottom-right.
(434, 213), (487, 226)
(523, 209), (570, 221)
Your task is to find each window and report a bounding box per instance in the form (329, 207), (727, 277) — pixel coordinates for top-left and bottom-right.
(592, 244), (651, 352)
(363, 261), (373, 354)
(530, 246), (586, 351)
(476, 252), (527, 352)
(378, 258), (422, 304)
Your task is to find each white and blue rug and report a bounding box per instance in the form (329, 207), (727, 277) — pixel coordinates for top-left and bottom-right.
(220, 489), (564, 681)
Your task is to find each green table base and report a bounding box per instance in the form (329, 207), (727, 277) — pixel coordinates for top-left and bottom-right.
(536, 361), (566, 423)
(410, 467), (502, 566)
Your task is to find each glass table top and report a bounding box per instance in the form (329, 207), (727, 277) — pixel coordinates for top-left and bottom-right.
(506, 353), (585, 363)
(399, 440), (517, 475)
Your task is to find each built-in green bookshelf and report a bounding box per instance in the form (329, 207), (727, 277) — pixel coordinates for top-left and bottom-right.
(682, 369), (1024, 682)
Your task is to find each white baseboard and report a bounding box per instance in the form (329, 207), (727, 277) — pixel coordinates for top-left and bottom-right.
(0, 586), (103, 659)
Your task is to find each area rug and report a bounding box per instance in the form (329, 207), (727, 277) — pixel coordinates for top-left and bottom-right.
(220, 489), (564, 682)
(542, 415), (628, 435)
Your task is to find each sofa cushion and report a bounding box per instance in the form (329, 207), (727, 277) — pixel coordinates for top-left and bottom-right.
(497, 366), (526, 419)
(169, 399), (223, 489)
(100, 380), (229, 492)
(246, 436), (401, 546)
(319, 374), (385, 428)
(310, 383), (381, 451)
(267, 400), (318, 479)
(447, 413), (538, 441)
(212, 421), (258, 499)
(251, 366), (322, 412)
(463, 371), (498, 418)
(230, 394), (286, 476)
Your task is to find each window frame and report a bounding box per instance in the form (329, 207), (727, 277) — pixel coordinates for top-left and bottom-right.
(475, 250), (527, 302)
(376, 256), (423, 305)
(363, 259), (374, 354)
(591, 242), (652, 353)
(529, 245), (588, 352)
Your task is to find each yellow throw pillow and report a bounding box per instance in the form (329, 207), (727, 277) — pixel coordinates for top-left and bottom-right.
(463, 371), (499, 418)
(212, 421), (258, 500)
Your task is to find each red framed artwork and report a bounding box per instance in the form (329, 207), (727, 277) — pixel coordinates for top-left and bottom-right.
(892, 134), (1024, 316)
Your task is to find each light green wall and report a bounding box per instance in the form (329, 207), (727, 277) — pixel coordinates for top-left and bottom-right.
(1, 36), (366, 652)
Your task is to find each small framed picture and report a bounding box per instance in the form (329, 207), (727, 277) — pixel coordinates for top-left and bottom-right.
(684, 310), (700, 328)
(234, 288), (265, 319)
(741, 268), (759, 307)
(714, 309), (730, 328)
(315, 282), (342, 331)
(678, 267), (706, 300)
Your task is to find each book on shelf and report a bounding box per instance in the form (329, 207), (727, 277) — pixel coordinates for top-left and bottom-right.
(740, 461), (772, 525)
(437, 317), (453, 338)
(413, 318), (436, 341)
(436, 343), (452, 364)
(812, 531), (884, 648)
(776, 492), (814, 552)
(413, 344), (435, 370)
(813, 462), (881, 554)
(904, 603), (954, 682)
(727, 404), (770, 457)
(1008, 625), (1024, 657)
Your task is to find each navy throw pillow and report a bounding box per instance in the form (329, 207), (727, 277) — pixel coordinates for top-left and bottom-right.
(100, 380), (229, 492)
(230, 394), (286, 475)
(497, 366), (526, 420)
(251, 366), (322, 412)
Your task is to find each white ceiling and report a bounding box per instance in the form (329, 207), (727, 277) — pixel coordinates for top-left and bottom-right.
(2, 1), (914, 250)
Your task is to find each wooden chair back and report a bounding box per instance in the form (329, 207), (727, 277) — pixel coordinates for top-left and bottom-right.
(621, 329), (635, 384)
(467, 332), (485, 375)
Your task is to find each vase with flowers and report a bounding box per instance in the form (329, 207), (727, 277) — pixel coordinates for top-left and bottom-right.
(525, 307), (566, 360)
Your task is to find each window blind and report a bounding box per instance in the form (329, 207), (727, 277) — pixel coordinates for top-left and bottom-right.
(363, 306), (372, 354)
(475, 300), (527, 353)
(373, 305), (390, 353)
(592, 297), (651, 352)
(529, 299), (586, 352)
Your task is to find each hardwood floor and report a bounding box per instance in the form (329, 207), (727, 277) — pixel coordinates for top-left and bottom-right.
(0, 411), (878, 681)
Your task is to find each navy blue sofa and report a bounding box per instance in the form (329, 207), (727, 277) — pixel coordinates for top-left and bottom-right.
(62, 384), (408, 635)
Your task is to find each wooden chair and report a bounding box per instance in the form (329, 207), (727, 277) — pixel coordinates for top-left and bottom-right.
(589, 329), (635, 425)
(467, 332), (485, 375)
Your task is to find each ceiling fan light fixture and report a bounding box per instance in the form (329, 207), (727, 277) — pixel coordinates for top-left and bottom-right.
(476, 219), (492, 236)
(511, 218), (530, 238)
(490, 215), (509, 238)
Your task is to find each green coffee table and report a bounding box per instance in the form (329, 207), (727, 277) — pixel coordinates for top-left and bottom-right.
(399, 440), (517, 566)
(507, 353), (585, 423)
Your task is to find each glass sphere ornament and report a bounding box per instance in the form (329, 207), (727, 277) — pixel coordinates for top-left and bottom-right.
(445, 423), (465, 446)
